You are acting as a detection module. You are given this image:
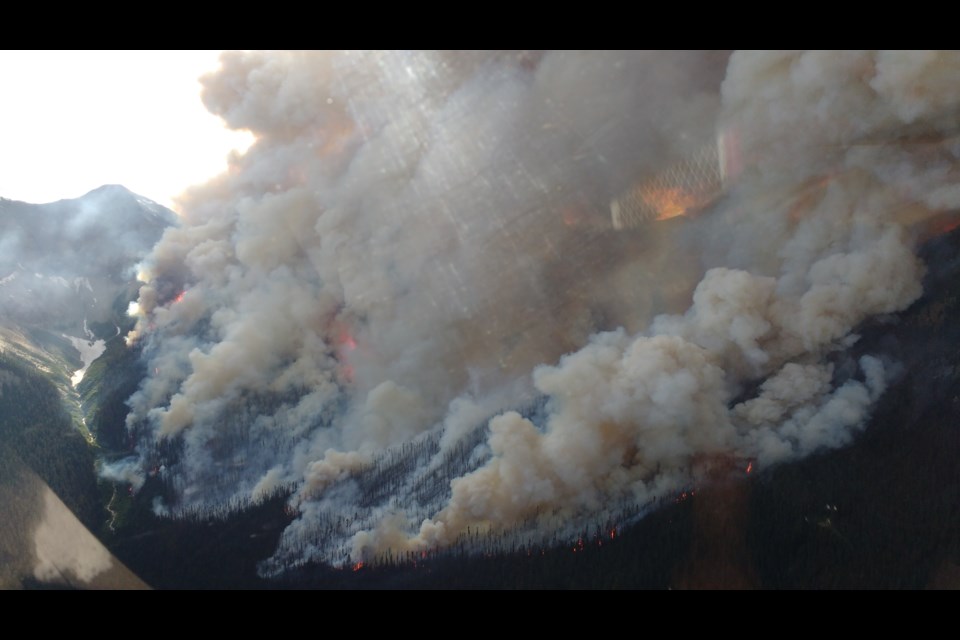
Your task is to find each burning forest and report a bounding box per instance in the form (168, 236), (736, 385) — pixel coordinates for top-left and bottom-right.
(116, 50), (960, 577)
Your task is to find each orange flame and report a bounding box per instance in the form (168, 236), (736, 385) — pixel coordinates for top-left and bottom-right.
(928, 216), (960, 238)
(352, 561), (364, 572)
(641, 186), (700, 221)
(341, 332), (357, 351)
(334, 327), (357, 383)
(745, 461), (754, 474)
(172, 291), (185, 304)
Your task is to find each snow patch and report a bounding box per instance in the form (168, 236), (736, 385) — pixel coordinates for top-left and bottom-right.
(67, 333), (106, 387)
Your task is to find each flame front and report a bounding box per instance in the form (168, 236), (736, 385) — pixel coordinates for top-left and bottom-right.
(641, 186), (701, 221)
(340, 332), (357, 351)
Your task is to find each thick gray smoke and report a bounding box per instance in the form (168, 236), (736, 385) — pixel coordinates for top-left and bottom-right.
(125, 50), (960, 567)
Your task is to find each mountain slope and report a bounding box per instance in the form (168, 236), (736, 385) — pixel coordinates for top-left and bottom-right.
(0, 185), (175, 337)
(0, 186), (176, 587)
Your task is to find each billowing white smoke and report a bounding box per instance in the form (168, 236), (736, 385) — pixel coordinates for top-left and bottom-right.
(124, 50), (960, 568)
(100, 457), (145, 492)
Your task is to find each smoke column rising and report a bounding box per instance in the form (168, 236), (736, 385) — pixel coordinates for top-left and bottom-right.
(124, 50), (960, 568)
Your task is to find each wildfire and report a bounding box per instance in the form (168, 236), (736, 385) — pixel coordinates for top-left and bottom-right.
(334, 329), (357, 383)
(745, 461), (754, 474)
(927, 215), (960, 238)
(329, 323), (358, 383)
(172, 291), (185, 304)
(352, 561), (364, 572)
(340, 331), (357, 351)
(640, 186), (700, 221)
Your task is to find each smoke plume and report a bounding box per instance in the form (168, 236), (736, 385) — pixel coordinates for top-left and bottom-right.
(124, 51), (960, 568)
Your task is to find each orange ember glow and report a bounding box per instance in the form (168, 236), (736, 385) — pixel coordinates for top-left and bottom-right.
(173, 291), (185, 304)
(641, 186), (701, 221)
(929, 216), (960, 238)
(334, 326), (357, 351)
(333, 327), (357, 383)
(746, 461), (754, 474)
(352, 562), (364, 572)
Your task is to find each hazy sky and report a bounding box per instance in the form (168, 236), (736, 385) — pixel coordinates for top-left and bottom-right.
(0, 50), (253, 211)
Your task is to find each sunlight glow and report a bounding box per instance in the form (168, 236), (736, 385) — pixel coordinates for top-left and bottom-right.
(0, 50), (254, 211)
